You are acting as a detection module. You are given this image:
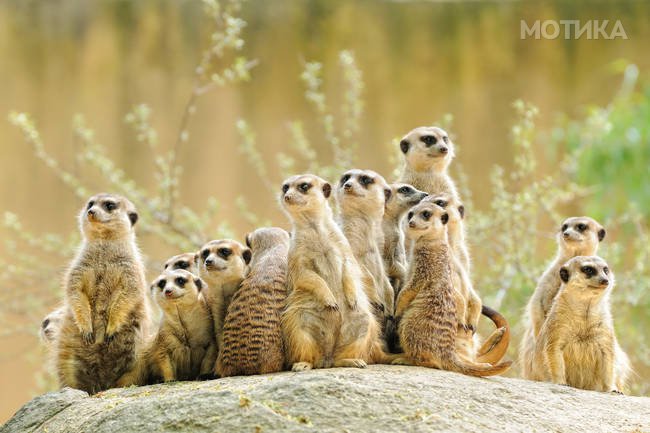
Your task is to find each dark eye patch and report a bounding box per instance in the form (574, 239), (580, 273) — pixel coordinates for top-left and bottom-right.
(299, 183), (312, 193)
(359, 175), (373, 186)
(561, 224), (568, 232)
(434, 200), (447, 208)
(87, 201), (95, 210)
(157, 279), (166, 290)
(421, 210), (432, 220)
(421, 135), (437, 146)
(397, 186), (412, 194)
(443, 136), (449, 144)
(581, 266), (596, 277)
(603, 267), (609, 275)
(175, 277), (187, 287)
(175, 261), (189, 270)
(407, 211), (414, 220)
(103, 201), (117, 212)
(576, 223), (588, 232)
(282, 184), (289, 194)
(218, 248), (232, 259)
(201, 250), (210, 260)
(340, 174), (351, 186)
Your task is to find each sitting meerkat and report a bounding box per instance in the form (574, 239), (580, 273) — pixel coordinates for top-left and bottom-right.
(520, 216), (605, 379)
(163, 252), (200, 276)
(382, 182), (427, 297)
(398, 126), (459, 201)
(56, 193), (150, 393)
(531, 256), (630, 393)
(145, 269), (216, 382)
(336, 169), (395, 332)
(216, 227), (290, 377)
(393, 201), (511, 376)
(280, 174), (395, 371)
(198, 239), (251, 351)
(40, 307), (66, 349)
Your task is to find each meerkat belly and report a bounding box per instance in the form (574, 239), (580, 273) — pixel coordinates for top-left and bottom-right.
(400, 293), (455, 359)
(563, 331), (610, 390)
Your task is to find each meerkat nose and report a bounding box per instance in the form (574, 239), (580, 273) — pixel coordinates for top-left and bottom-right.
(600, 278), (609, 286)
(284, 195), (292, 203)
(409, 221), (416, 228)
(344, 182), (352, 190)
(563, 231), (570, 238)
(439, 146), (448, 154)
(164, 289), (173, 297)
(87, 209), (95, 217)
(205, 259), (214, 266)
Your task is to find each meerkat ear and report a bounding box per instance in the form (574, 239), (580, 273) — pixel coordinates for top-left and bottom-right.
(193, 253), (199, 266)
(242, 248), (252, 265)
(400, 139), (410, 154)
(458, 205), (465, 219)
(559, 267), (570, 283)
(245, 233), (252, 248)
(598, 228), (606, 242)
(194, 278), (206, 292)
(441, 213), (449, 225)
(322, 182), (332, 199)
(384, 188), (392, 204)
(128, 211), (139, 226)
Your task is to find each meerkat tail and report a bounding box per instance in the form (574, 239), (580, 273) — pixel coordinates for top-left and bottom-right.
(445, 356), (512, 377)
(476, 305), (511, 364)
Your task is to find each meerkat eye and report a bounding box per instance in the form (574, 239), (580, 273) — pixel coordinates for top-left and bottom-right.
(282, 184), (289, 194)
(299, 183), (312, 193)
(576, 223), (587, 232)
(603, 267), (609, 275)
(103, 202), (117, 212)
(561, 224), (568, 232)
(340, 174), (351, 186)
(201, 250), (210, 260)
(434, 200), (447, 208)
(87, 201), (95, 210)
(407, 211), (414, 220)
(175, 277), (187, 287)
(397, 186), (411, 194)
(217, 248), (232, 259)
(157, 279), (166, 290)
(421, 135), (437, 146)
(443, 136), (449, 144)
(359, 176), (373, 186)
(177, 261), (189, 270)
(581, 266), (596, 277)
(421, 210), (432, 220)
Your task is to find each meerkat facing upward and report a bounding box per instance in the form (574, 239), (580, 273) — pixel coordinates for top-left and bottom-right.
(531, 256), (630, 393)
(336, 169), (395, 331)
(382, 183), (427, 296)
(393, 201), (511, 376)
(398, 126), (459, 201)
(198, 239), (251, 351)
(217, 227), (290, 377)
(164, 252), (199, 276)
(56, 193), (149, 393)
(520, 216), (605, 378)
(281, 174), (395, 371)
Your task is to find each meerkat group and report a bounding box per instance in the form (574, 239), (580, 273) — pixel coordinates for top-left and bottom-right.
(38, 125), (631, 395)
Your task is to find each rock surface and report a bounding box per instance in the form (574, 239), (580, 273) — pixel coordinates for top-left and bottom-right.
(2, 366), (649, 433)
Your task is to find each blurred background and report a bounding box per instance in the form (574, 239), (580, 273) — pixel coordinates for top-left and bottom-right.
(1, 0), (649, 423)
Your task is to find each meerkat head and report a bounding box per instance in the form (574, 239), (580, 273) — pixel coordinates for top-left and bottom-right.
(399, 126), (454, 172)
(151, 269), (206, 310)
(558, 216), (605, 256)
(559, 256), (612, 299)
(245, 227), (290, 258)
(385, 183), (428, 221)
(405, 201), (449, 242)
(40, 308), (64, 346)
(280, 174), (333, 220)
(79, 193), (139, 240)
(336, 169), (391, 218)
(198, 239), (251, 285)
(424, 193), (465, 227)
(163, 252), (200, 276)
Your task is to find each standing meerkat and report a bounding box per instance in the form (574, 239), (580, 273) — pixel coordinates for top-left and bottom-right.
(280, 174), (395, 371)
(520, 216), (605, 378)
(398, 126), (459, 201)
(531, 256), (630, 393)
(56, 193), (149, 393)
(382, 183), (428, 296)
(144, 269), (216, 382)
(216, 227), (290, 377)
(393, 201), (511, 376)
(336, 169), (395, 331)
(163, 252), (200, 276)
(198, 239), (251, 351)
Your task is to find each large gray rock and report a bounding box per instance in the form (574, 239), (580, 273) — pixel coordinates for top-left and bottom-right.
(2, 366), (649, 433)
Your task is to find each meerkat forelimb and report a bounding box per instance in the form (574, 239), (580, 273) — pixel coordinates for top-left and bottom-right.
(56, 193), (150, 393)
(393, 201), (511, 376)
(217, 227), (290, 377)
(280, 174), (397, 372)
(531, 256), (629, 393)
(520, 216), (605, 379)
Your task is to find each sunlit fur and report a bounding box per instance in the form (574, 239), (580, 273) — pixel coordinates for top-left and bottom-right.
(163, 252), (200, 276)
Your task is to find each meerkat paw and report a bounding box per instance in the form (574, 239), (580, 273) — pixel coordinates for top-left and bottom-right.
(334, 358), (367, 369)
(610, 389), (624, 395)
(80, 329), (95, 345)
(391, 357), (412, 366)
(291, 362), (313, 372)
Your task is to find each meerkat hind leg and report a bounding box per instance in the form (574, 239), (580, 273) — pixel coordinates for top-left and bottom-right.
(292, 362), (313, 372)
(333, 358), (367, 368)
(391, 357), (413, 366)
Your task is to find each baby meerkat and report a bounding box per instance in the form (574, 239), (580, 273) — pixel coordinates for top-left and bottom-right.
(336, 169), (395, 330)
(216, 227), (290, 377)
(281, 174), (395, 371)
(398, 126), (459, 200)
(145, 269), (216, 382)
(382, 183), (428, 296)
(198, 239), (251, 351)
(163, 252), (199, 276)
(56, 193), (149, 393)
(393, 201), (511, 376)
(520, 216), (605, 378)
(40, 307), (65, 348)
(531, 256), (630, 393)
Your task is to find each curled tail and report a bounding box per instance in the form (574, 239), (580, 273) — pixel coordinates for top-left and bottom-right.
(476, 304), (511, 364)
(446, 355), (512, 377)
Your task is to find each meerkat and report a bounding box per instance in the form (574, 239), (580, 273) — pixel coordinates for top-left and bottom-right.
(56, 193), (149, 393)
(382, 183), (428, 296)
(216, 227), (290, 377)
(163, 252), (200, 276)
(198, 239), (251, 351)
(143, 269), (216, 382)
(40, 307), (65, 348)
(398, 126), (459, 201)
(280, 174), (395, 371)
(531, 256), (630, 393)
(392, 201), (511, 376)
(520, 216), (605, 378)
(336, 169), (395, 331)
